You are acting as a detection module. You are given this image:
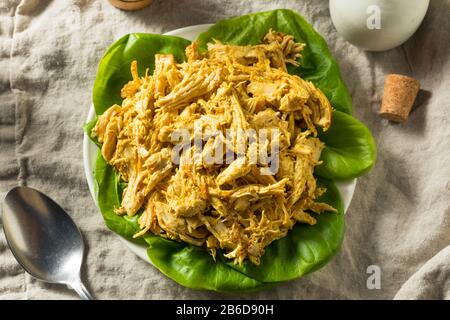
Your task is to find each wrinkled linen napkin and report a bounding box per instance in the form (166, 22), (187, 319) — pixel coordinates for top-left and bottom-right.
(0, 0), (449, 299)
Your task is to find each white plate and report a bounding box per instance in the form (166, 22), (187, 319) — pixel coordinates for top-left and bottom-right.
(83, 24), (357, 264)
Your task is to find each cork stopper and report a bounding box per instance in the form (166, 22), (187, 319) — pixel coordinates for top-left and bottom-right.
(108, 0), (153, 11)
(379, 74), (420, 122)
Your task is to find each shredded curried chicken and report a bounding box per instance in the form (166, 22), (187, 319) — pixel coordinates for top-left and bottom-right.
(92, 29), (336, 265)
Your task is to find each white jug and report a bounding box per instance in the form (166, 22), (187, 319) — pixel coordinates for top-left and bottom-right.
(329, 0), (430, 51)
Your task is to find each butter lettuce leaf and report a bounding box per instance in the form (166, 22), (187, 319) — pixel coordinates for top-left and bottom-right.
(315, 111), (377, 180)
(88, 9), (376, 292)
(93, 33), (191, 115)
(197, 9), (353, 115)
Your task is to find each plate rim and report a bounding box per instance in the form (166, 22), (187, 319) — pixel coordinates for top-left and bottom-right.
(83, 24), (357, 264)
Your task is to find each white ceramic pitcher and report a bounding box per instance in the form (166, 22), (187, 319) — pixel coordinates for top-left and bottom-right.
(329, 0), (430, 51)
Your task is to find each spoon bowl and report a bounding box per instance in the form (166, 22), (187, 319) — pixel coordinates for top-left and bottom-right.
(2, 186), (92, 299)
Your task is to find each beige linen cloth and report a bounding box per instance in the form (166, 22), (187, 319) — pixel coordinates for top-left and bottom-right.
(0, 0), (449, 300)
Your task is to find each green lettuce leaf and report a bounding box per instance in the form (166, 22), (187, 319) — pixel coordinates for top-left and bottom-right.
(93, 148), (343, 291)
(196, 9), (376, 179)
(315, 111), (377, 180)
(145, 237), (269, 293)
(196, 9), (353, 115)
(94, 147), (268, 291)
(225, 178), (344, 282)
(94, 152), (145, 245)
(82, 117), (101, 148)
(145, 177), (343, 287)
(88, 9), (376, 292)
(93, 33), (191, 115)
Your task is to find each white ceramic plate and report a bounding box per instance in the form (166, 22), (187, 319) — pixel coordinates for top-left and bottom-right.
(83, 24), (357, 263)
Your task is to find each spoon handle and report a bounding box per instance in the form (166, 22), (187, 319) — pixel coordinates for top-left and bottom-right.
(69, 280), (94, 300)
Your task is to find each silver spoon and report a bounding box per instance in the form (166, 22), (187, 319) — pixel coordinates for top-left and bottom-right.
(2, 186), (93, 300)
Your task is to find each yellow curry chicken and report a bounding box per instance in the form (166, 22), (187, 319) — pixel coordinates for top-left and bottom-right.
(92, 30), (336, 265)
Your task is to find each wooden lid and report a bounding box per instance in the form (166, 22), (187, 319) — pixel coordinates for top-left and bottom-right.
(108, 0), (153, 11)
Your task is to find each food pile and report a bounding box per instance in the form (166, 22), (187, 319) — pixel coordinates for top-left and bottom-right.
(92, 30), (336, 265)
